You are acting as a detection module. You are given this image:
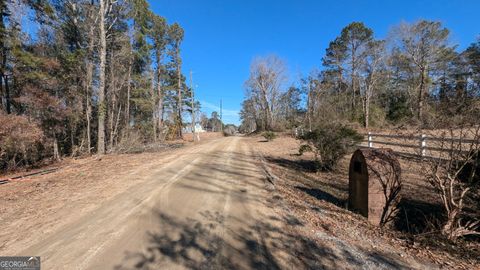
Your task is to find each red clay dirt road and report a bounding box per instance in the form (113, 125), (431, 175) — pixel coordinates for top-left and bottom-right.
(0, 137), (433, 269)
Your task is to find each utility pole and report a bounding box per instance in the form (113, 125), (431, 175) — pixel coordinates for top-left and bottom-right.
(190, 70), (198, 142)
(220, 99), (223, 132)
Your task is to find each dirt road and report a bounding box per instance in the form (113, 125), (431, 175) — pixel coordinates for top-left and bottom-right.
(10, 137), (282, 269)
(1, 137), (434, 269)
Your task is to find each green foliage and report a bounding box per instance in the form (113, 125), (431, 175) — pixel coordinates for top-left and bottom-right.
(206, 111), (222, 132)
(323, 21), (373, 69)
(131, 0), (153, 74)
(300, 124), (363, 171)
(278, 86), (304, 129)
(262, 131), (276, 141)
(465, 39), (480, 86)
(0, 0), (188, 167)
(298, 144), (312, 155)
(356, 104), (386, 127)
(151, 15), (168, 49)
(383, 90), (412, 123)
(168, 23), (184, 47)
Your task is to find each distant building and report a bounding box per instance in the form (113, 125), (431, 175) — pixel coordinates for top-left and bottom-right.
(183, 123), (206, 133)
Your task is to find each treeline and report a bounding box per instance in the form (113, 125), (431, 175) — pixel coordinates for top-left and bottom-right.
(0, 0), (196, 171)
(240, 20), (480, 132)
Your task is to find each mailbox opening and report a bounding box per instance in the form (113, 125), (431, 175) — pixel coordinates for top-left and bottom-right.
(353, 161), (362, 173)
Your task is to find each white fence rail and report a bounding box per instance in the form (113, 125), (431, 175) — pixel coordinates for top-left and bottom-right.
(362, 132), (478, 159)
(292, 128), (478, 159)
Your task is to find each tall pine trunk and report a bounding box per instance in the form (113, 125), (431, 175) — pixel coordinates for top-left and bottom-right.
(156, 51), (164, 140)
(0, 74), (3, 111)
(97, 0), (107, 154)
(190, 71), (196, 142)
(85, 22), (95, 154)
(3, 73), (10, 113)
(176, 47), (182, 139)
(150, 68), (157, 141)
(108, 48), (116, 150)
(125, 58), (132, 128)
(0, 2), (11, 114)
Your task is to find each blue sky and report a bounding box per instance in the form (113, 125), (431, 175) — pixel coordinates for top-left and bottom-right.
(149, 0), (480, 125)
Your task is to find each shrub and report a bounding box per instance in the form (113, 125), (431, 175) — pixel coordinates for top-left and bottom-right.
(358, 104), (386, 127)
(223, 125), (236, 136)
(113, 129), (146, 154)
(300, 123), (363, 171)
(423, 127), (480, 241)
(298, 144), (312, 155)
(0, 113), (44, 171)
(262, 131), (276, 141)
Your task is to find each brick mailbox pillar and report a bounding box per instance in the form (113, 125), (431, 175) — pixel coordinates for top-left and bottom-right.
(348, 148), (402, 226)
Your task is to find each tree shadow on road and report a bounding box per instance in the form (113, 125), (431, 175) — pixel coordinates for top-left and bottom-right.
(110, 147), (417, 270)
(113, 209), (415, 270)
(113, 210), (287, 269)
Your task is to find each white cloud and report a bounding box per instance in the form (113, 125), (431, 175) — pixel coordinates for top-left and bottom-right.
(200, 100), (239, 117)
(199, 100), (240, 124)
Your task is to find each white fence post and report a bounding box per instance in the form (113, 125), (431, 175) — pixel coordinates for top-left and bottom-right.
(420, 134), (426, 157)
(368, 132), (373, 148)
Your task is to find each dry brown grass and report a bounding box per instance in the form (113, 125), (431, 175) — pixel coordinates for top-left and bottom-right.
(248, 134), (480, 269)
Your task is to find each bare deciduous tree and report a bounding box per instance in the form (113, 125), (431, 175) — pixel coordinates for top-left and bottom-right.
(245, 55), (287, 131)
(360, 40), (386, 129)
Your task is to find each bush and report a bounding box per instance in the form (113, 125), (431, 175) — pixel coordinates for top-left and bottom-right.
(358, 104), (386, 127)
(223, 125), (236, 136)
(262, 131), (276, 141)
(423, 127), (480, 241)
(0, 113), (44, 171)
(298, 144), (312, 155)
(299, 124), (363, 171)
(113, 129), (146, 154)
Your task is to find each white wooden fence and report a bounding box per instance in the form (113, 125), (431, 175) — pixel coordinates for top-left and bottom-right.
(292, 127), (478, 159)
(362, 132), (478, 159)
